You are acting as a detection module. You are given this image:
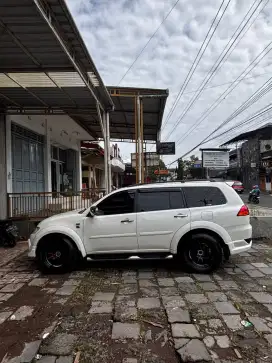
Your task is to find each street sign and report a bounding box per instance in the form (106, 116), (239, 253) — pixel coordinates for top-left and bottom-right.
(156, 142), (175, 155)
(154, 169), (169, 175)
(202, 151), (229, 168)
(131, 152), (160, 168)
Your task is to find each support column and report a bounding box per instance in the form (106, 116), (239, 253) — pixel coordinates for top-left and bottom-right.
(6, 116), (12, 194)
(44, 118), (52, 192)
(76, 140), (82, 191)
(103, 112), (109, 194)
(106, 112), (111, 193)
(137, 97), (142, 183)
(0, 113), (7, 219)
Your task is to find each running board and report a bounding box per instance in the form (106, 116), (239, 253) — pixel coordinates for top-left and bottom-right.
(87, 253), (173, 261)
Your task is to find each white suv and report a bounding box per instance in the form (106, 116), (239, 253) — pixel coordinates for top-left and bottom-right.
(28, 181), (252, 273)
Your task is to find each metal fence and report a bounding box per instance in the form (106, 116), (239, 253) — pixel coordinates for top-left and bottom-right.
(7, 189), (106, 219)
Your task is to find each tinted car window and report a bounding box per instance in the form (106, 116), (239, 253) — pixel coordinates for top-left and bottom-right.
(183, 186), (226, 207)
(138, 190), (185, 212)
(97, 191), (135, 215)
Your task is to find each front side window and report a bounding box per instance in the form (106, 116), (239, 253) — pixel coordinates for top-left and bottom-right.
(138, 189), (185, 212)
(183, 186), (226, 207)
(97, 190), (135, 215)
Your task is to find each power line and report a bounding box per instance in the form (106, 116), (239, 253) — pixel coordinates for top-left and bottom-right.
(165, 0), (266, 142)
(161, 0), (229, 132)
(117, 0), (181, 85)
(173, 38), (272, 148)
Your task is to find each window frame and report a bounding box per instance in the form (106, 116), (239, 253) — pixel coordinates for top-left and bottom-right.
(181, 186), (227, 208)
(136, 187), (186, 213)
(95, 189), (136, 216)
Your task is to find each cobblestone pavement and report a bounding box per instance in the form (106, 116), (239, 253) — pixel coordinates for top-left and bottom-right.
(1, 242), (272, 362)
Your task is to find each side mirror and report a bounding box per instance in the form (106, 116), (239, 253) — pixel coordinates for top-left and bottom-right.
(89, 206), (98, 217)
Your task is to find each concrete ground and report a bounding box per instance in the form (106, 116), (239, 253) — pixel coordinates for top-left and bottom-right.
(1, 241), (272, 362)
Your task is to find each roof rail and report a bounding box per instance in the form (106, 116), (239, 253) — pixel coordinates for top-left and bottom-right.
(128, 179), (216, 187)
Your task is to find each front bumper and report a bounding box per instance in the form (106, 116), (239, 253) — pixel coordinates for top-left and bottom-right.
(28, 235), (36, 258)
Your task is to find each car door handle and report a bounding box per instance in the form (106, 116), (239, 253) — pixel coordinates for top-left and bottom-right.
(174, 214), (188, 218)
(121, 218), (134, 223)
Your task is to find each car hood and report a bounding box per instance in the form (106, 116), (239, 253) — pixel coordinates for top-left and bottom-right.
(39, 209), (84, 226)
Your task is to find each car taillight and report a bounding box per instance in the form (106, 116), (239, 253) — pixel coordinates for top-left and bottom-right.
(237, 205), (249, 216)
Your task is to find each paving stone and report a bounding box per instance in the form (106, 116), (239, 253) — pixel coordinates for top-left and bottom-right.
(193, 274), (212, 282)
(218, 280), (239, 290)
(138, 279), (156, 287)
(264, 304), (272, 314)
(20, 340), (41, 363)
(171, 323), (200, 338)
(42, 288), (57, 294)
(122, 359), (138, 363)
(258, 267), (272, 275)
(174, 338), (190, 350)
(112, 322), (140, 339)
(157, 278), (175, 286)
(199, 282), (218, 291)
(40, 333), (77, 355)
(123, 276), (137, 284)
(203, 336), (215, 348)
(63, 279), (81, 286)
(28, 278), (48, 287)
(0, 283), (24, 292)
(162, 295), (186, 308)
(196, 304), (219, 318)
(206, 292), (228, 302)
(246, 270), (265, 278)
(185, 294), (208, 304)
(92, 292), (115, 301)
(39, 357), (56, 363)
(174, 276), (194, 283)
(116, 295), (136, 307)
(88, 301), (112, 314)
(55, 285), (76, 296)
(0, 310), (12, 324)
(137, 297), (160, 309)
(166, 308), (190, 323)
(251, 263), (268, 268)
(215, 335), (230, 348)
(222, 315), (241, 330)
(56, 357), (73, 363)
(138, 271), (154, 279)
(214, 302), (239, 314)
(237, 263), (255, 271)
(114, 307), (137, 321)
(177, 339), (211, 362)
(248, 317), (272, 332)
(159, 287), (180, 296)
(11, 306), (34, 320)
(249, 292), (272, 304)
(212, 273), (223, 281)
(0, 292), (13, 301)
(178, 283), (202, 293)
(226, 290), (253, 304)
(140, 287), (159, 297)
(264, 334), (272, 345)
(119, 285), (138, 295)
(243, 282), (264, 292)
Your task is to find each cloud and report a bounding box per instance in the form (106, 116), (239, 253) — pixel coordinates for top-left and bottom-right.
(66, 0), (272, 164)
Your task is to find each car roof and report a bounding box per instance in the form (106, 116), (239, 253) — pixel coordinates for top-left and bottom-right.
(124, 181), (227, 191)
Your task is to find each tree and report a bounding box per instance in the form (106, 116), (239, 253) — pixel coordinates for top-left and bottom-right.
(177, 158), (184, 180)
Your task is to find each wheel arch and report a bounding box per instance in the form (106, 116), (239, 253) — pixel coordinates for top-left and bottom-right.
(36, 231), (86, 258)
(177, 228), (230, 260)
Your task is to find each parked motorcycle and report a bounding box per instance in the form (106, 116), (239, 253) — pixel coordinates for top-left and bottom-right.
(0, 220), (19, 247)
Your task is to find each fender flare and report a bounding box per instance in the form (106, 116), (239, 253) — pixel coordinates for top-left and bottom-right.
(170, 221), (231, 254)
(35, 226), (87, 258)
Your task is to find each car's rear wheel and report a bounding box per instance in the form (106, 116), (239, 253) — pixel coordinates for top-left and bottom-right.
(180, 233), (223, 273)
(37, 235), (78, 274)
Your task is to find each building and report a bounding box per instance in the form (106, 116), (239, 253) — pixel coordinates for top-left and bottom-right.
(222, 123), (272, 192)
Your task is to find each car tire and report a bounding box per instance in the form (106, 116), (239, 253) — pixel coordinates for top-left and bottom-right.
(180, 233), (223, 273)
(37, 235), (79, 274)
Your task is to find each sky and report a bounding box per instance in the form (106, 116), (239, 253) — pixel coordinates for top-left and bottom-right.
(66, 0), (272, 165)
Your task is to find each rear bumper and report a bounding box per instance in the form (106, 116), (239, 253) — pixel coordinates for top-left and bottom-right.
(228, 238), (252, 255)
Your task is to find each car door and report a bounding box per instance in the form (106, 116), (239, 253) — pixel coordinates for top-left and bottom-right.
(83, 189), (138, 254)
(136, 188), (190, 252)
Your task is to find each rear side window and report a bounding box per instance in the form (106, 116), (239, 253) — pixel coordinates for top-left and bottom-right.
(138, 190), (185, 212)
(183, 186), (226, 207)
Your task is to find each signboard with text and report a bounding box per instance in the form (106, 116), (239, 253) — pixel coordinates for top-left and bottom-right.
(156, 142), (175, 155)
(202, 151), (229, 168)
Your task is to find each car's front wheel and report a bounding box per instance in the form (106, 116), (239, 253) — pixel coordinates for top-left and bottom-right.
(37, 235), (78, 273)
(180, 233), (223, 273)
